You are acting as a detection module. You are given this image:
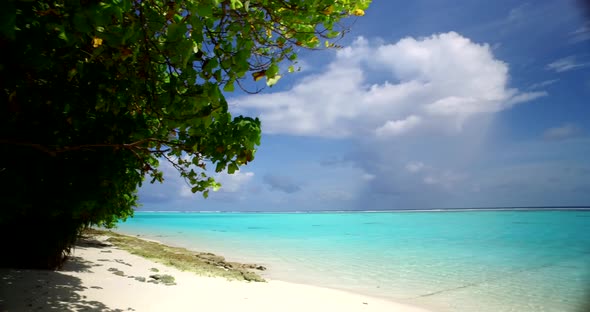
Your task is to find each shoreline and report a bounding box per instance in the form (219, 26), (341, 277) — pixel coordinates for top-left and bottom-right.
(113, 229), (407, 304)
(0, 230), (431, 312)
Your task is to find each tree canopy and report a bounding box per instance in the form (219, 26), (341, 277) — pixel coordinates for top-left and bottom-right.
(0, 0), (370, 268)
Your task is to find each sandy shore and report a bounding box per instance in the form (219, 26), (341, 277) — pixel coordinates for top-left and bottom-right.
(0, 233), (431, 312)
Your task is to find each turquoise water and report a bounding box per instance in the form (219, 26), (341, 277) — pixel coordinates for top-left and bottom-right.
(116, 210), (590, 312)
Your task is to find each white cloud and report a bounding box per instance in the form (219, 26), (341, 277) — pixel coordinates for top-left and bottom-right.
(507, 3), (530, 23)
(570, 22), (590, 43)
(179, 185), (195, 198)
(178, 170), (254, 198)
(233, 32), (544, 138)
(376, 115), (421, 137)
(422, 170), (466, 189)
(504, 91), (547, 106)
(546, 56), (590, 73)
(543, 123), (582, 141)
(405, 161), (425, 173)
(423, 176), (438, 185)
(214, 171), (255, 193)
(528, 79), (558, 90)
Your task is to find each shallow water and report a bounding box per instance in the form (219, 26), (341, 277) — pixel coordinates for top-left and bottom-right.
(117, 210), (590, 312)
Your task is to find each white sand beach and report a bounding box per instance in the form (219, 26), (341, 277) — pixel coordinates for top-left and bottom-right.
(0, 234), (430, 312)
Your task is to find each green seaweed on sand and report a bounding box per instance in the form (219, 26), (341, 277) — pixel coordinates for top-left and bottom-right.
(149, 274), (176, 285)
(83, 229), (265, 282)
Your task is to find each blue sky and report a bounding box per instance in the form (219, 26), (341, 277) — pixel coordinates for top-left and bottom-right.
(139, 0), (590, 211)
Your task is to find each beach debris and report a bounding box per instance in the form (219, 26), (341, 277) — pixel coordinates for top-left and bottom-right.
(193, 253), (266, 274)
(195, 252), (226, 263)
(149, 274), (176, 285)
(239, 271), (263, 282)
(134, 276), (147, 282)
(230, 262), (267, 271)
(76, 237), (112, 248)
(244, 264), (267, 271)
(150, 267), (159, 272)
(108, 267), (126, 276)
(115, 259), (133, 266)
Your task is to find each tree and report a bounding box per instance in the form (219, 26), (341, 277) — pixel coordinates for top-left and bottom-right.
(0, 0), (370, 268)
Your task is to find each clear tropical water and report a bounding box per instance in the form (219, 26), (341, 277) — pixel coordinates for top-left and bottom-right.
(116, 210), (590, 312)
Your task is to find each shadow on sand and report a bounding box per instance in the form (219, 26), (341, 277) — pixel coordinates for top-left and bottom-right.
(0, 239), (133, 312)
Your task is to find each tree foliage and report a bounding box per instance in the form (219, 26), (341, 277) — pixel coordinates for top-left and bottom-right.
(0, 0), (370, 268)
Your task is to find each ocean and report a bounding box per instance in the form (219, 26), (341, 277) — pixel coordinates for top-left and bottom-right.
(116, 210), (590, 312)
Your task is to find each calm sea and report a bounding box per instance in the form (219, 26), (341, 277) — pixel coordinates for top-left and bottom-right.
(116, 210), (590, 312)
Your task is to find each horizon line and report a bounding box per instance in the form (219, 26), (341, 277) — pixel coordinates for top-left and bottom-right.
(135, 206), (590, 213)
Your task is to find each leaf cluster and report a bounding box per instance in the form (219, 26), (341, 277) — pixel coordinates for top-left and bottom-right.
(0, 0), (370, 268)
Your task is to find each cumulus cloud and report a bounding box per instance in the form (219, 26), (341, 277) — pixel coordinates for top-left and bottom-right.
(180, 170), (255, 198)
(543, 123), (582, 141)
(137, 156), (256, 206)
(233, 32), (544, 138)
(216, 171), (255, 192)
(263, 174), (301, 193)
(376, 115), (421, 137)
(139, 160), (188, 202)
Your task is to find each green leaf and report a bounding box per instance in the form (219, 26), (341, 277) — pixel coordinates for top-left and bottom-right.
(167, 23), (186, 42)
(223, 81), (235, 92)
(192, 157), (201, 165)
(266, 63), (279, 78)
(266, 75), (281, 86)
(58, 30), (68, 42)
(230, 0), (243, 10)
(73, 13), (91, 33)
(203, 59), (219, 74)
(196, 5), (213, 18)
(228, 162), (238, 174)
